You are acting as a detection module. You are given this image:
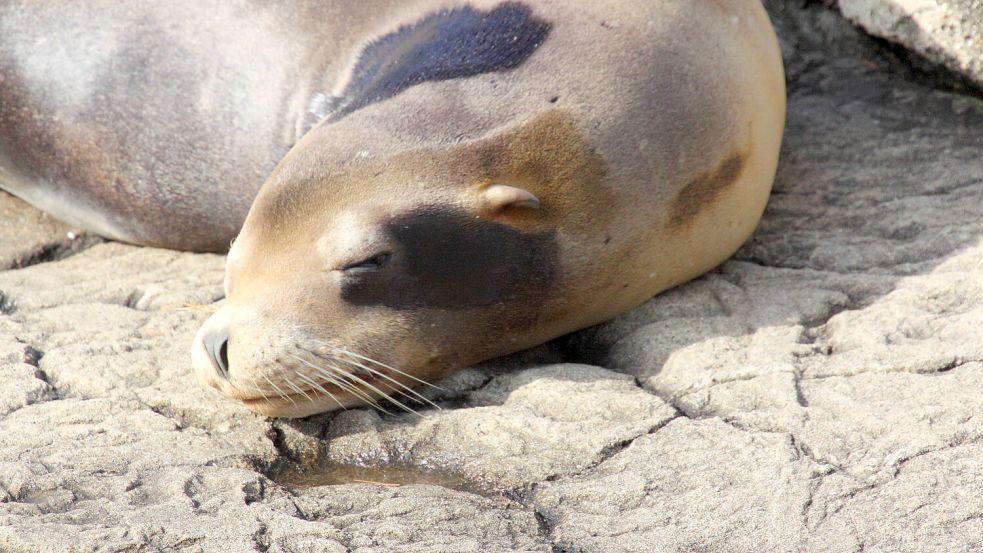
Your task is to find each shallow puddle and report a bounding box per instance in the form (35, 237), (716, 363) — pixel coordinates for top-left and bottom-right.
(274, 461), (499, 497)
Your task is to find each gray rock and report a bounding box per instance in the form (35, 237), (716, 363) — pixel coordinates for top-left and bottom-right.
(837, 0), (983, 91)
(319, 364), (678, 492)
(0, 191), (93, 271)
(554, 1), (983, 550)
(2, 2), (983, 551)
(534, 418), (820, 553)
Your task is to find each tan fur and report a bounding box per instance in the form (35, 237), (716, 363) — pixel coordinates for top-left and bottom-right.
(192, 0), (786, 417)
(470, 109), (614, 234)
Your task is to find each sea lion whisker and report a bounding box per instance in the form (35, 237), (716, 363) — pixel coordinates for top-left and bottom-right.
(332, 356), (441, 410)
(367, 374), (435, 409)
(243, 380), (272, 403)
(314, 366), (390, 415)
(309, 352), (409, 402)
(282, 375), (314, 403)
(309, 356), (420, 417)
(249, 362), (281, 403)
(293, 329), (445, 393)
(302, 361), (381, 409)
(300, 346), (437, 408)
(295, 372), (347, 411)
(261, 374), (295, 406)
(323, 360), (422, 417)
(312, 340), (446, 391)
(288, 354), (359, 409)
(292, 355), (391, 413)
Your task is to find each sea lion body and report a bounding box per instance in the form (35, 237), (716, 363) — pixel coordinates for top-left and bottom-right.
(0, 1), (785, 417)
(0, 1), (413, 251)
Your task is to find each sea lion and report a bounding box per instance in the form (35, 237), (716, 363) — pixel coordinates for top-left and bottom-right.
(0, 1), (785, 418)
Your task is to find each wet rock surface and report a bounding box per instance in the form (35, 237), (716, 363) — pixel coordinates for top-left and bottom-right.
(2, 3), (982, 551)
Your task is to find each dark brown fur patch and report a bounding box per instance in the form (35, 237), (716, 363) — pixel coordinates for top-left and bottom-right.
(455, 109), (613, 234)
(668, 151), (747, 230)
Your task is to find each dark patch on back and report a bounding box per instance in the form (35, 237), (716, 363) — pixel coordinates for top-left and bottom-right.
(668, 152), (748, 229)
(340, 206), (556, 312)
(301, 2), (551, 135)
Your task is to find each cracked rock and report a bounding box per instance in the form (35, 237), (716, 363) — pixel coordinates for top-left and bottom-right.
(534, 418), (820, 553)
(318, 364), (678, 493)
(0, 192), (86, 271)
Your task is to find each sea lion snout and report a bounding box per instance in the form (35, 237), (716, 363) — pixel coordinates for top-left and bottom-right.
(191, 304), (332, 416)
(190, 299), (444, 418)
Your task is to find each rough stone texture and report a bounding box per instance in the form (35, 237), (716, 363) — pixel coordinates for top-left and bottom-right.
(837, 0), (983, 91)
(2, 3), (983, 552)
(0, 192), (95, 271)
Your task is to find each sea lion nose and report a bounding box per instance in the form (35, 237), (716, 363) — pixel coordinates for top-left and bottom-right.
(201, 330), (230, 378)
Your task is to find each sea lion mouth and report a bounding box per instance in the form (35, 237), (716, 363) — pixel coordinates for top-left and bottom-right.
(239, 391), (311, 407)
(233, 374), (387, 410)
(234, 389), (355, 419)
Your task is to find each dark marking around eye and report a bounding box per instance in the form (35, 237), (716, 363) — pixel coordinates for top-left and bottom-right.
(301, 2), (552, 136)
(340, 207), (556, 311)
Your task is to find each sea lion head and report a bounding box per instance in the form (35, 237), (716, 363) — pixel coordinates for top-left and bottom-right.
(191, 110), (610, 417)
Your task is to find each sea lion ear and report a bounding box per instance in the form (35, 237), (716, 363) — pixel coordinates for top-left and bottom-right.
(480, 184), (541, 215)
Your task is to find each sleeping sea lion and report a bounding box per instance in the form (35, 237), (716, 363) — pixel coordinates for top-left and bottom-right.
(0, 0), (785, 417)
